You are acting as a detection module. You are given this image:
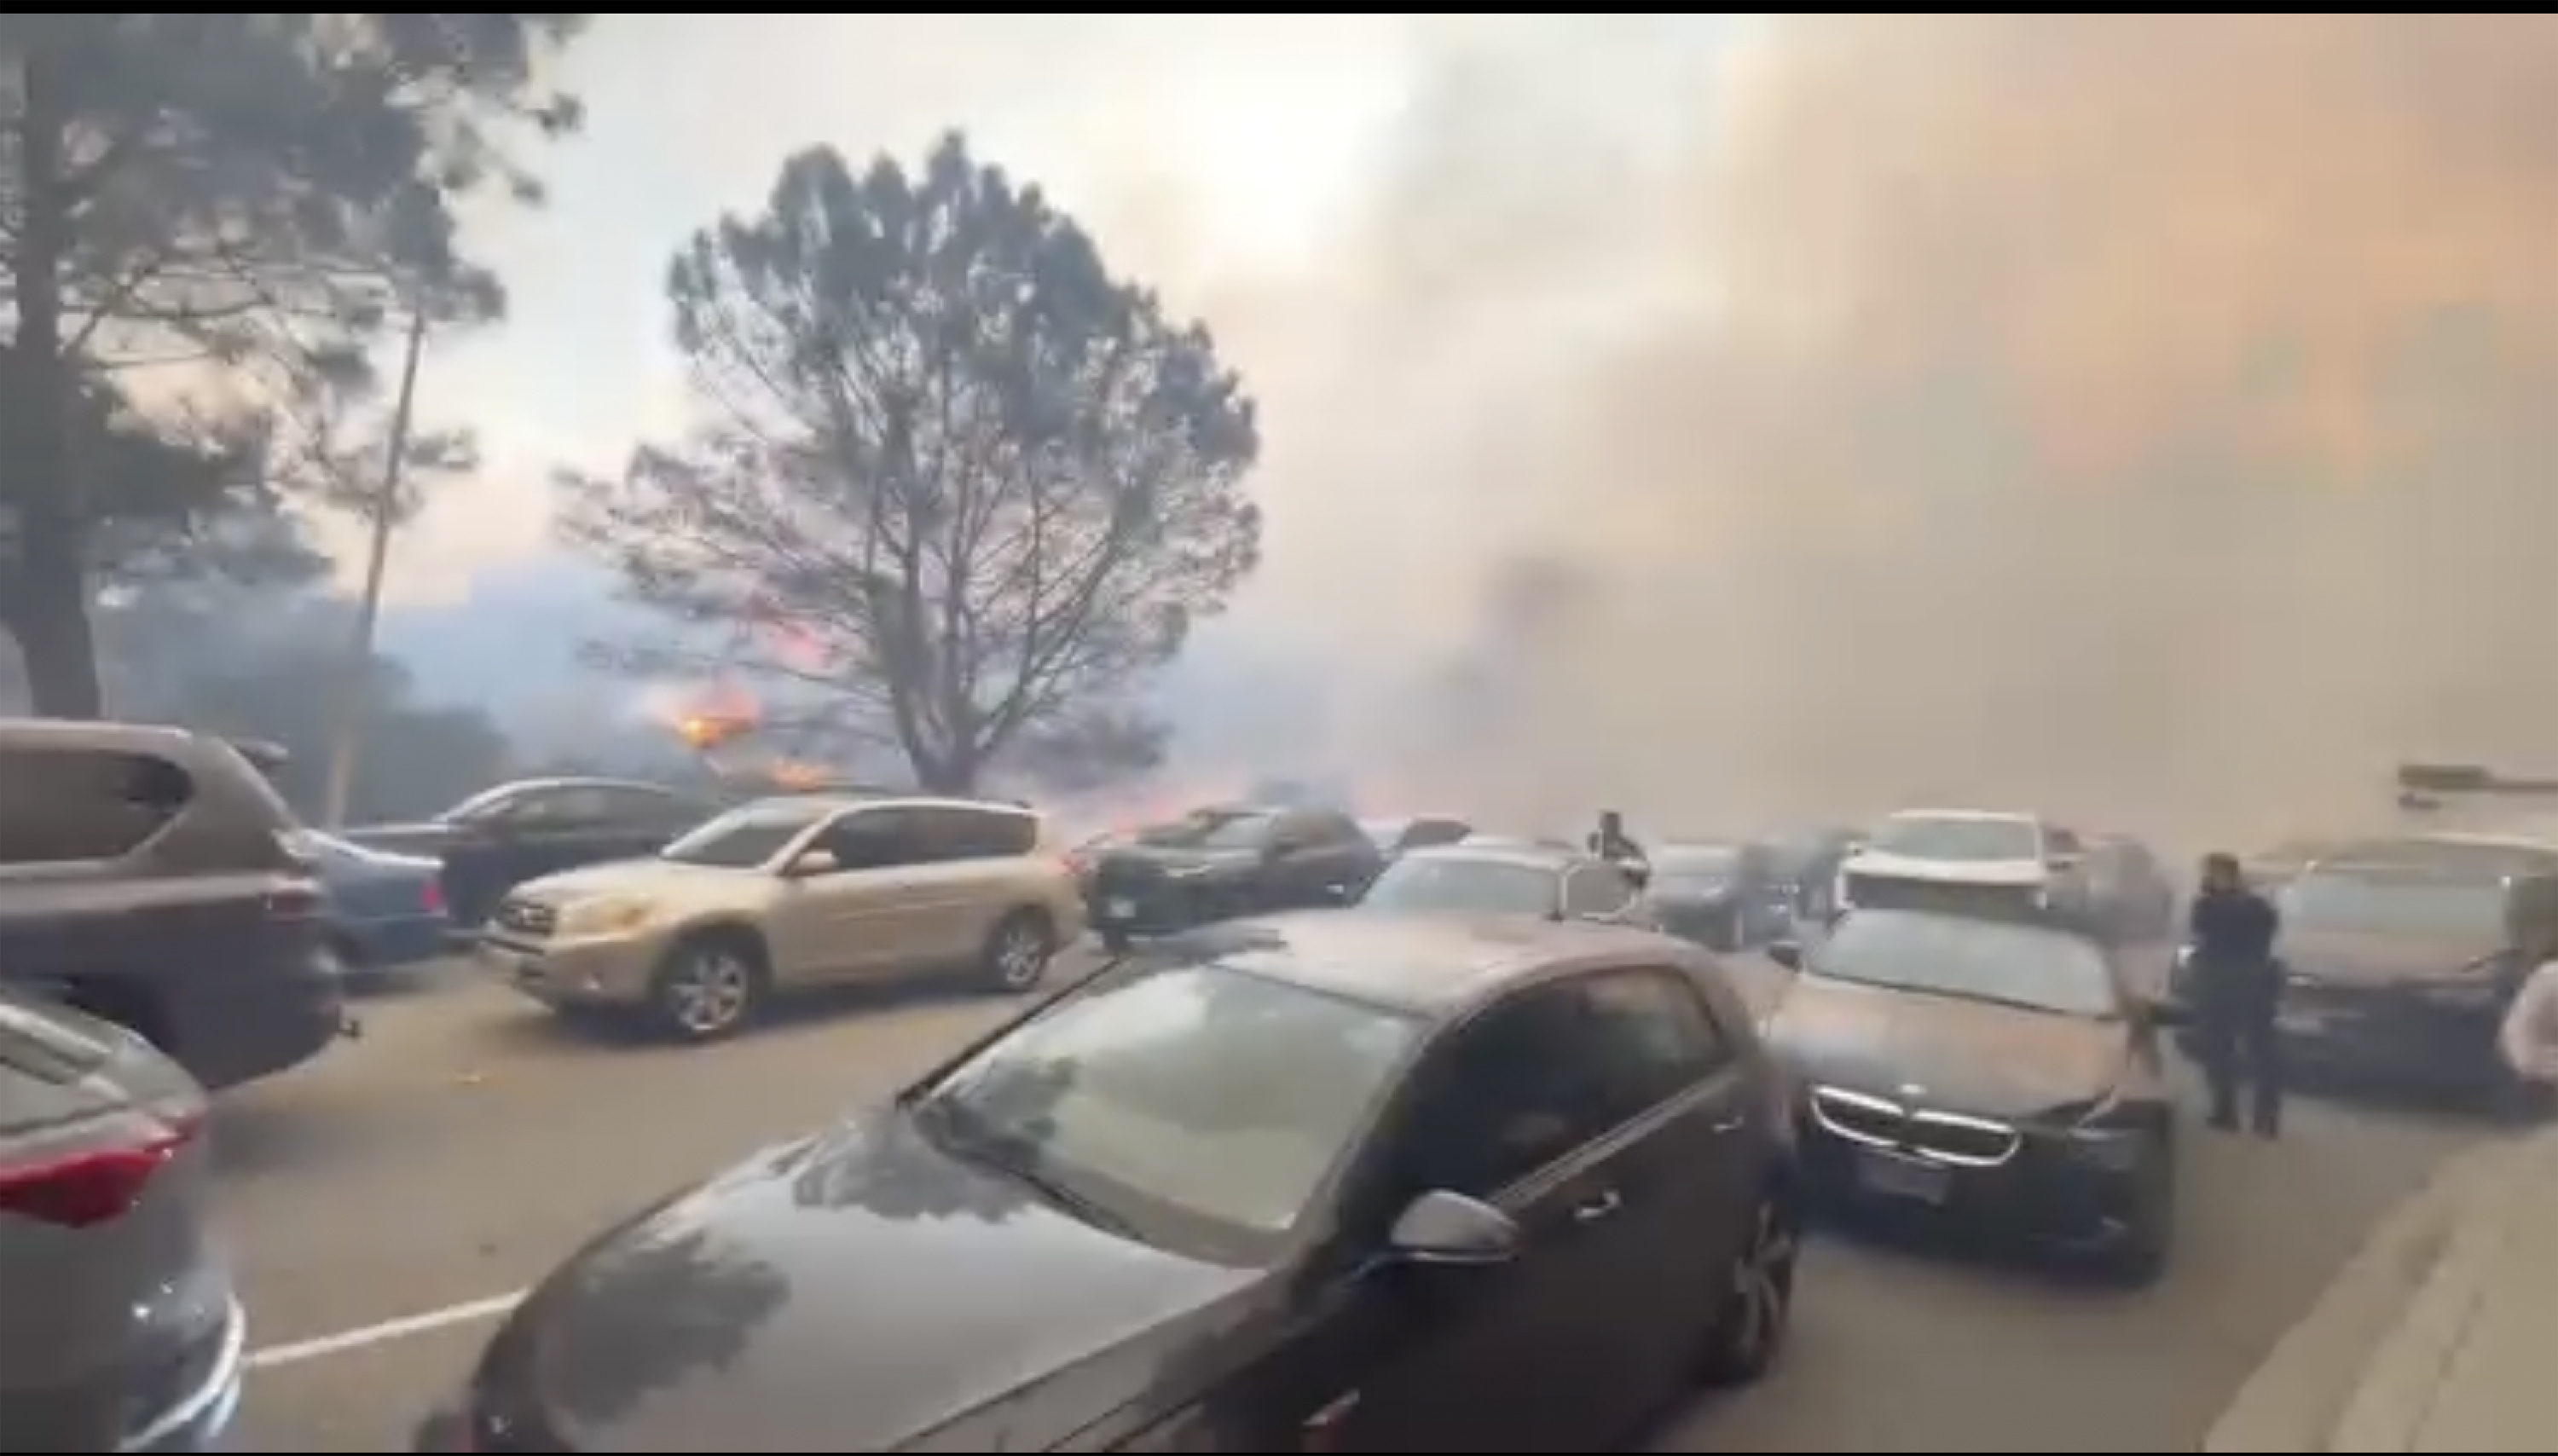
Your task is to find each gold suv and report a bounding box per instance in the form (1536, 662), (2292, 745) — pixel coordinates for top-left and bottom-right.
(476, 794), (1085, 1041)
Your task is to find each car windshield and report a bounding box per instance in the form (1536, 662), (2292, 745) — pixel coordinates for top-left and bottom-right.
(912, 958), (1422, 1252)
(1869, 815), (2041, 862)
(1356, 855), (1559, 916)
(1654, 845), (1741, 883)
(1141, 808), (1273, 851)
(436, 785), (518, 824)
(658, 803), (825, 869)
(2280, 872), (2511, 939)
(1810, 909), (2119, 1018)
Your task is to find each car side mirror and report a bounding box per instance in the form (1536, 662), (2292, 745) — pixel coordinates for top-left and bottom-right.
(788, 848), (840, 878)
(1766, 939), (1804, 971)
(2141, 996), (2191, 1028)
(1386, 1190), (1520, 1266)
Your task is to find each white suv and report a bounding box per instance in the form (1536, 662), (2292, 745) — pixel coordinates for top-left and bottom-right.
(1836, 810), (2089, 917)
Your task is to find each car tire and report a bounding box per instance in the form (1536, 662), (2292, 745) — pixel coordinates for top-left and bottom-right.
(646, 932), (767, 1043)
(2101, 1132), (2177, 1286)
(1699, 1187), (1799, 1386)
(1099, 927), (1134, 955)
(982, 909), (1056, 993)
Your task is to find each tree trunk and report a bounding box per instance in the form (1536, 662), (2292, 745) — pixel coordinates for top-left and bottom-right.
(4, 40), (107, 719)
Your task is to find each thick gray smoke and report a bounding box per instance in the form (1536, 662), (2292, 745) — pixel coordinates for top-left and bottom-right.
(1205, 14), (2558, 844)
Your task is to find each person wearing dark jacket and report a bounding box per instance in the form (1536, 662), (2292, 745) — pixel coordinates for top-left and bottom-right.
(1589, 811), (1649, 871)
(2187, 852), (2285, 1136)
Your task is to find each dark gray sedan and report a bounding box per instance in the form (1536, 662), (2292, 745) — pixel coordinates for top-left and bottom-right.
(0, 986), (241, 1450)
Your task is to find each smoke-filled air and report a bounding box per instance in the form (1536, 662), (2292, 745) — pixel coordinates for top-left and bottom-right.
(1199, 14), (2558, 844)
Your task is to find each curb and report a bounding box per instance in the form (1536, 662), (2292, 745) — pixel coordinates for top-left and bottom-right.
(2200, 1138), (2509, 1453)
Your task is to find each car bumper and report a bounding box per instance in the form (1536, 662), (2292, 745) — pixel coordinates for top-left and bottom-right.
(121, 1298), (246, 1453)
(478, 931), (665, 1008)
(2266, 997), (2506, 1093)
(337, 913), (459, 970)
(1799, 1118), (2156, 1250)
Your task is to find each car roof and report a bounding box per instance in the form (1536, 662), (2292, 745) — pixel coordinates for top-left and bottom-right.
(738, 793), (1039, 818)
(1399, 842), (1583, 873)
(1176, 910), (1703, 1016)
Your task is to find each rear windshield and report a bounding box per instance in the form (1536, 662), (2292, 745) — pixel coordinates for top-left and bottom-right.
(1869, 815), (2041, 862)
(2280, 872), (2510, 939)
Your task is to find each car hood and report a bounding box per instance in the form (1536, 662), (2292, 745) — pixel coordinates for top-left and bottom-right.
(1766, 975), (2127, 1119)
(2279, 925), (2506, 989)
(483, 1115), (1256, 1451)
(1651, 881), (1741, 909)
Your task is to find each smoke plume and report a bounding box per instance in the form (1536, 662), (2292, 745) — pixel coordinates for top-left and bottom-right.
(1209, 14), (2558, 844)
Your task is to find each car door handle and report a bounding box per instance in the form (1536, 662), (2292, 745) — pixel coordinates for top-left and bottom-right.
(1571, 1189), (1623, 1224)
(1710, 1113), (1746, 1134)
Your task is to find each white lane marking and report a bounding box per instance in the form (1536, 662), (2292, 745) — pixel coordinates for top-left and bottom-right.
(245, 1291), (526, 1371)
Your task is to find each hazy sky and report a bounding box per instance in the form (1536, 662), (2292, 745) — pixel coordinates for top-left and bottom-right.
(369, 15), (1728, 604)
(355, 14), (2558, 841)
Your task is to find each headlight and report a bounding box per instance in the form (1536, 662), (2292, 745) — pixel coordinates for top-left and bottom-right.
(557, 897), (656, 936)
(2046, 1091), (2148, 1170)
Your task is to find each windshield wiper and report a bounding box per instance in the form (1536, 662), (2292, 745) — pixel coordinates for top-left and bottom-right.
(909, 1101), (1136, 1235)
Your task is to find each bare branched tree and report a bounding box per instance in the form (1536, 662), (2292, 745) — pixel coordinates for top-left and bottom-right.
(563, 134), (1263, 794)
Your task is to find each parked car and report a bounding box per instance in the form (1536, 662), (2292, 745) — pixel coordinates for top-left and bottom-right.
(295, 830), (454, 981)
(1359, 813), (1474, 857)
(1352, 841), (1659, 927)
(1648, 839), (1793, 950)
(1836, 810), (2095, 922)
(2193, 839), (2558, 1109)
(0, 984), (242, 1450)
(1085, 804), (1382, 950)
(1762, 907), (2184, 1280)
(0, 719), (345, 1092)
(343, 777), (719, 929)
(478, 795), (1082, 1041)
(416, 913), (1800, 1452)
(1766, 824), (1862, 922)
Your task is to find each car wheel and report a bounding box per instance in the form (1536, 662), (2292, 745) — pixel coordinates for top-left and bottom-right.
(1099, 927), (1134, 954)
(1700, 1187), (1798, 1385)
(982, 909), (1056, 992)
(2101, 1133), (2176, 1285)
(647, 933), (765, 1043)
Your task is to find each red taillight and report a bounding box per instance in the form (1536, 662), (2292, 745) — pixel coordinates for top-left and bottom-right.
(0, 1115), (200, 1228)
(421, 876), (445, 914)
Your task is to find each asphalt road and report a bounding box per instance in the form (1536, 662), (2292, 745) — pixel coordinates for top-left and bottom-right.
(213, 951), (2483, 1453)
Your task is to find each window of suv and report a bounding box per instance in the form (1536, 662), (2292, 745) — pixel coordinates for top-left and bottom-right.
(919, 805), (1039, 862)
(660, 801), (829, 869)
(0, 746), (193, 866)
(822, 806), (928, 871)
(1560, 863), (1637, 918)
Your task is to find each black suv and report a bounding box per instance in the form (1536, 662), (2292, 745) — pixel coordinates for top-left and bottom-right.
(0, 719), (345, 1091)
(1086, 804), (1382, 949)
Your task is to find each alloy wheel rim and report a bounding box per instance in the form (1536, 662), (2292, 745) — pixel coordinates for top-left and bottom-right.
(997, 925), (1046, 986)
(1731, 1199), (1796, 1358)
(670, 955), (750, 1033)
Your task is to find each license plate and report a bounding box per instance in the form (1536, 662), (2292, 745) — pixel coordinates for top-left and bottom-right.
(1104, 897), (1136, 921)
(1855, 1150), (1953, 1205)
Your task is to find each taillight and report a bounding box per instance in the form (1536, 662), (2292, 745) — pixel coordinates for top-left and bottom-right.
(0, 1114), (200, 1228)
(421, 876), (445, 914)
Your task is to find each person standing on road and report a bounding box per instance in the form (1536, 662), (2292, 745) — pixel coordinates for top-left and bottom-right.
(1589, 810), (1649, 875)
(2187, 852), (2285, 1138)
